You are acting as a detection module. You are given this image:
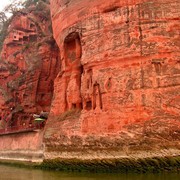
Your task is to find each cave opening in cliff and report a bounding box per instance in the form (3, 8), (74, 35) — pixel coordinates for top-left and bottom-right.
(23, 36), (29, 42)
(72, 103), (76, 109)
(29, 35), (37, 42)
(64, 32), (82, 65)
(86, 101), (92, 111)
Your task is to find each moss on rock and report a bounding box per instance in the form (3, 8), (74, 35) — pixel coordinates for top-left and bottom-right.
(40, 156), (180, 173)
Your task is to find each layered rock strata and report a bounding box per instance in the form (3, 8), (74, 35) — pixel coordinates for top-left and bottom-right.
(44, 0), (180, 159)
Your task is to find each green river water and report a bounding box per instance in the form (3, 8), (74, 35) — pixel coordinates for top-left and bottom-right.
(0, 164), (179, 180)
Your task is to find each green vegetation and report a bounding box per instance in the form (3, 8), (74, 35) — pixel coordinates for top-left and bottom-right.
(0, 0), (50, 50)
(0, 18), (12, 50)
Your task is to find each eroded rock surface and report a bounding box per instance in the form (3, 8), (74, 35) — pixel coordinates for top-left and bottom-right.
(0, 0), (179, 162)
(0, 1), (60, 129)
(44, 0), (180, 158)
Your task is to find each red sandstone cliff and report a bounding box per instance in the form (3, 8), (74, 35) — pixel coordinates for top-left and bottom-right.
(0, 0), (60, 129)
(43, 0), (180, 159)
(0, 0), (179, 162)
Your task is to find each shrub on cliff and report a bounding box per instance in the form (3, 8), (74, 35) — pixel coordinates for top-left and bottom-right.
(0, 18), (11, 50)
(0, 0), (50, 50)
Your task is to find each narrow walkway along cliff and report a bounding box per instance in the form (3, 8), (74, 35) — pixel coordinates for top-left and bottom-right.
(0, 0), (180, 172)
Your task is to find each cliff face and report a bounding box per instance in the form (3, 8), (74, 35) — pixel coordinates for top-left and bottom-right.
(0, 0), (179, 162)
(0, 1), (60, 129)
(44, 0), (180, 158)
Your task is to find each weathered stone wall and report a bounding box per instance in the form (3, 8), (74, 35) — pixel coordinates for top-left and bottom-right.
(44, 0), (180, 159)
(0, 131), (44, 163)
(0, 2), (59, 163)
(0, 1), (60, 128)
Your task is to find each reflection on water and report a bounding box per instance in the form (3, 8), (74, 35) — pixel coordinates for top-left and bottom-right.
(0, 164), (179, 180)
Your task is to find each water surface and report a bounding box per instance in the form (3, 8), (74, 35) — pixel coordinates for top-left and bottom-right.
(0, 164), (179, 180)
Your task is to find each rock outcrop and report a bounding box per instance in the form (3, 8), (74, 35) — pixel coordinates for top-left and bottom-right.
(44, 0), (180, 159)
(0, 0), (179, 165)
(0, 1), (60, 129)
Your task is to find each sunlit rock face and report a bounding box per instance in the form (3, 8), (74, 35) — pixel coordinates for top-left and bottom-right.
(0, 3), (60, 129)
(45, 0), (180, 156)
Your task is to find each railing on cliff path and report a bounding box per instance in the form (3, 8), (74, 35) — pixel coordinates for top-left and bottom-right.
(0, 123), (44, 136)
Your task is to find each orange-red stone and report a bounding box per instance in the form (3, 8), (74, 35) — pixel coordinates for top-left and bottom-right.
(44, 0), (180, 155)
(0, 5), (60, 128)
